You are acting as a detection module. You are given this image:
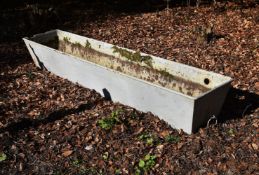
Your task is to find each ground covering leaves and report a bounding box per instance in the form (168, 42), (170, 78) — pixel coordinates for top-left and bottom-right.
(0, 0), (258, 174)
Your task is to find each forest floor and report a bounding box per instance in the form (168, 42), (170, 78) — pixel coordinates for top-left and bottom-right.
(0, 0), (258, 174)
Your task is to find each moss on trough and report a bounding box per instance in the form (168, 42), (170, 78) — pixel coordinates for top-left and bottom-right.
(85, 40), (91, 49)
(112, 46), (153, 67)
(42, 37), (210, 97)
(63, 37), (70, 42)
(158, 69), (176, 81)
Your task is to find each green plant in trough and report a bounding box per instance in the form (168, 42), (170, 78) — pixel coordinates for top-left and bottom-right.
(98, 109), (122, 130)
(135, 154), (156, 175)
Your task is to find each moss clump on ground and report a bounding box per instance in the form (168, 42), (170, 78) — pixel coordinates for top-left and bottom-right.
(112, 46), (152, 67)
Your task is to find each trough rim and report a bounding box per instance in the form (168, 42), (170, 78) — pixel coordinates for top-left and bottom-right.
(23, 29), (233, 100)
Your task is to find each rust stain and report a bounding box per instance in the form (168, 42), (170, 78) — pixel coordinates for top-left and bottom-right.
(42, 38), (210, 97)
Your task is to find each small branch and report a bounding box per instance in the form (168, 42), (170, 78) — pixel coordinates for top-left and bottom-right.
(207, 115), (217, 127)
(242, 104), (252, 117)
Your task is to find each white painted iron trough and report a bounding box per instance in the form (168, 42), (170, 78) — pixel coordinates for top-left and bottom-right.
(23, 29), (232, 134)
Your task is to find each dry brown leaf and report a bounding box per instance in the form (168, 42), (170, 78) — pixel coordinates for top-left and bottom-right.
(251, 143), (258, 150)
(255, 82), (259, 90)
(159, 130), (171, 138)
(62, 150), (73, 157)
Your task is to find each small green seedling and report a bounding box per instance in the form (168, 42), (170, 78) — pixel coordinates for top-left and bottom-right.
(130, 110), (144, 121)
(79, 167), (99, 174)
(102, 152), (109, 160)
(139, 133), (158, 146)
(0, 152), (7, 162)
(164, 135), (180, 143)
(228, 128), (235, 136)
(26, 71), (35, 80)
(71, 159), (83, 167)
(115, 169), (122, 175)
(97, 109), (122, 130)
(130, 110), (137, 119)
(135, 154), (156, 174)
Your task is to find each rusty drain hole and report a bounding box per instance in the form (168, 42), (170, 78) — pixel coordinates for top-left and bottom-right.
(204, 78), (210, 85)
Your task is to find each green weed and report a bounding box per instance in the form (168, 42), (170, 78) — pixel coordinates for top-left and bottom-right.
(71, 159), (83, 167)
(228, 128), (235, 136)
(0, 152), (7, 162)
(97, 109), (122, 130)
(115, 169), (122, 175)
(135, 154), (156, 175)
(102, 152), (109, 160)
(164, 135), (180, 143)
(26, 71), (35, 80)
(138, 133), (158, 146)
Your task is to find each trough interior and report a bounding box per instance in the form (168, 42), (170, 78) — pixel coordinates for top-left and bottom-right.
(31, 31), (217, 97)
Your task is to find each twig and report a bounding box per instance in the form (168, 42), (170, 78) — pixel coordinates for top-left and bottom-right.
(242, 104), (252, 117)
(207, 115), (217, 127)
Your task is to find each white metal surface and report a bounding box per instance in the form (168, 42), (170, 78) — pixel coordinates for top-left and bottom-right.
(23, 29), (232, 134)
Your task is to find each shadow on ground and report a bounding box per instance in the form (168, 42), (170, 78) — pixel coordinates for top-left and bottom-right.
(0, 103), (95, 134)
(0, 0), (168, 67)
(2, 0), (255, 42)
(0, 0), (169, 42)
(219, 87), (259, 123)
